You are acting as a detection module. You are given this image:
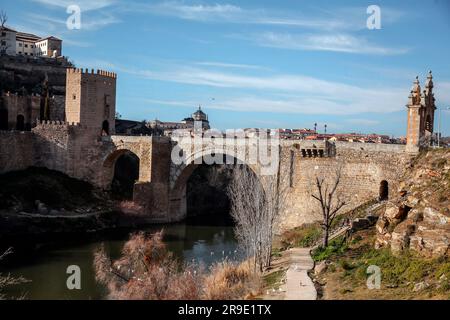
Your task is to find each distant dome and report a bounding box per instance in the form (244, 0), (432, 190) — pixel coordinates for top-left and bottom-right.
(192, 106), (207, 121)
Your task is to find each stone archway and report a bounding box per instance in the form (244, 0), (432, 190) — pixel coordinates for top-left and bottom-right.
(379, 180), (389, 201)
(102, 120), (110, 136)
(168, 152), (261, 222)
(102, 149), (140, 196)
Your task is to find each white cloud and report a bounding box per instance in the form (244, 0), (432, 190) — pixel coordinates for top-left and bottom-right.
(195, 61), (268, 70)
(31, 0), (116, 12)
(249, 32), (409, 55)
(133, 1), (357, 30)
(116, 63), (408, 115)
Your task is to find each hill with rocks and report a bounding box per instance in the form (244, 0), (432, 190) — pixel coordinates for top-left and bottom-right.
(375, 149), (449, 257)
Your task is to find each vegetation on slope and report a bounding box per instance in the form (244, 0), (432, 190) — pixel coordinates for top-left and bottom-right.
(313, 228), (450, 299)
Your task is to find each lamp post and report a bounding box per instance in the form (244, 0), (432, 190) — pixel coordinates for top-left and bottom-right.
(438, 106), (450, 148)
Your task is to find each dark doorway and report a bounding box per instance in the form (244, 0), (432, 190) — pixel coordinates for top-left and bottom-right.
(16, 114), (25, 131)
(379, 180), (389, 201)
(102, 120), (109, 136)
(0, 109), (8, 130)
(111, 151), (140, 200)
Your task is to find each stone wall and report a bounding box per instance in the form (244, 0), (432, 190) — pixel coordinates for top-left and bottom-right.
(277, 142), (411, 231)
(0, 131), (35, 172)
(0, 93), (41, 130)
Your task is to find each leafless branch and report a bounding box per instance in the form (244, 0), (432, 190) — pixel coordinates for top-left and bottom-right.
(0, 10), (7, 28)
(310, 164), (347, 247)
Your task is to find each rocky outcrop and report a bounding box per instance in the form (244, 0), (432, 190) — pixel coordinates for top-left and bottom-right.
(375, 150), (450, 258)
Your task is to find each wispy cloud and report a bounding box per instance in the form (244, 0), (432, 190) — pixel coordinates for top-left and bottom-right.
(131, 1), (358, 30)
(245, 32), (409, 55)
(31, 0), (116, 12)
(194, 61), (268, 70)
(27, 11), (120, 32)
(111, 62), (408, 115)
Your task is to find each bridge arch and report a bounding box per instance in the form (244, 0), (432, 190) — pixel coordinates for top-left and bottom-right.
(168, 150), (261, 221)
(102, 149), (140, 198)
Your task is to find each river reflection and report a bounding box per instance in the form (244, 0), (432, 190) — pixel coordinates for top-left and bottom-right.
(0, 222), (240, 300)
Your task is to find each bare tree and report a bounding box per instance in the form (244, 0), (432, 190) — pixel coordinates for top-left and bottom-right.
(0, 10), (7, 27)
(228, 160), (287, 272)
(0, 10), (10, 55)
(311, 165), (346, 247)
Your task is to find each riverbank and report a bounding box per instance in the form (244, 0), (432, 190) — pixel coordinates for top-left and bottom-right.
(0, 167), (170, 245)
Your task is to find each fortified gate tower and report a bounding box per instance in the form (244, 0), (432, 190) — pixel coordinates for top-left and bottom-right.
(65, 68), (117, 135)
(406, 71), (436, 153)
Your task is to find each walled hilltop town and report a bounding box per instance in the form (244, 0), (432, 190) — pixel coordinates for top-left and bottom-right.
(1, 22), (449, 301)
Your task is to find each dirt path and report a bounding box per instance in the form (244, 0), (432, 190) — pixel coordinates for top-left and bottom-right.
(283, 248), (317, 300)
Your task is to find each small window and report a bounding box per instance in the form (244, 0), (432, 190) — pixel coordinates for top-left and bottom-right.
(19, 43), (22, 47)
(72, 94), (76, 100)
(1, 32), (6, 36)
(0, 40), (5, 46)
(24, 44), (28, 48)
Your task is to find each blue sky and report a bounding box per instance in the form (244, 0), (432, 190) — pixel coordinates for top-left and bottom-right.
(2, 0), (450, 136)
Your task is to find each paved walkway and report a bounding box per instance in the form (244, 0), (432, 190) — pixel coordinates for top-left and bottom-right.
(283, 248), (317, 300)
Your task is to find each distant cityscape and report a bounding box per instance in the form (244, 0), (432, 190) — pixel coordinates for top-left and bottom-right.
(115, 107), (409, 145)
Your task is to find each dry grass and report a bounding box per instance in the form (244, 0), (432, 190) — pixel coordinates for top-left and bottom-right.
(203, 260), (262, 300)
(94, 232), (261, 300)
(0, 248), (29, 300)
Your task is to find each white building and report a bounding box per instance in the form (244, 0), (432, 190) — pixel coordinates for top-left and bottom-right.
(35, 36), (62, 57)
(0, 26), (62, 57)
(16, 32), (39, 56)
(0, 26), (17, 56)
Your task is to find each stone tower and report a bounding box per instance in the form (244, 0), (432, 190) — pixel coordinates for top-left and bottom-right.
(405, 71), (436, 153)
(65, 68), (117, 135)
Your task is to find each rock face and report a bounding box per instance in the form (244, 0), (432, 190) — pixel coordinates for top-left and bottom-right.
(375, 150), (450, 258)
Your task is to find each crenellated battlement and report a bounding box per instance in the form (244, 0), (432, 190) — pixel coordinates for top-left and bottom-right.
(67, 67), (117, 79)
(34, 119), (102, 131)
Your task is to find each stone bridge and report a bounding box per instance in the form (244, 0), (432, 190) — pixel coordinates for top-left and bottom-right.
(97, 134), (410, 230)
(0, 125), (412, 230)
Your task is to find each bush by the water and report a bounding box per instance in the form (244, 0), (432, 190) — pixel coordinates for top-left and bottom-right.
(94, 231), (261, 300)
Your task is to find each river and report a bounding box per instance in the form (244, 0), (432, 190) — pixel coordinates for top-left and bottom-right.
(0, 221), (240, 300)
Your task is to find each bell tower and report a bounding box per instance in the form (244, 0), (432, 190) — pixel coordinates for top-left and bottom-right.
(405, 72), (436, 153)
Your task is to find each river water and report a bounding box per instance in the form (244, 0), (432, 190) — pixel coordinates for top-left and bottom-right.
(1, 222), (240, 300)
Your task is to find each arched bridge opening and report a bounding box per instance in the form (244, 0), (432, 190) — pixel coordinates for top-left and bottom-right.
(103, 149), (140, 200)
(169, 153), (261, 225)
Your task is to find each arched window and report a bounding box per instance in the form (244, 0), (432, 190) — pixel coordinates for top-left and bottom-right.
(102, 120), (109, 136)
(0, 109), (7, 130)
(16, 114), (25, 131)
(379, 180), (389, 201)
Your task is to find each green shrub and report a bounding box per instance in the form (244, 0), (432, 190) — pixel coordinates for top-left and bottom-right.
(311, 237), (348, 262)
(280, 223), (322, 249)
